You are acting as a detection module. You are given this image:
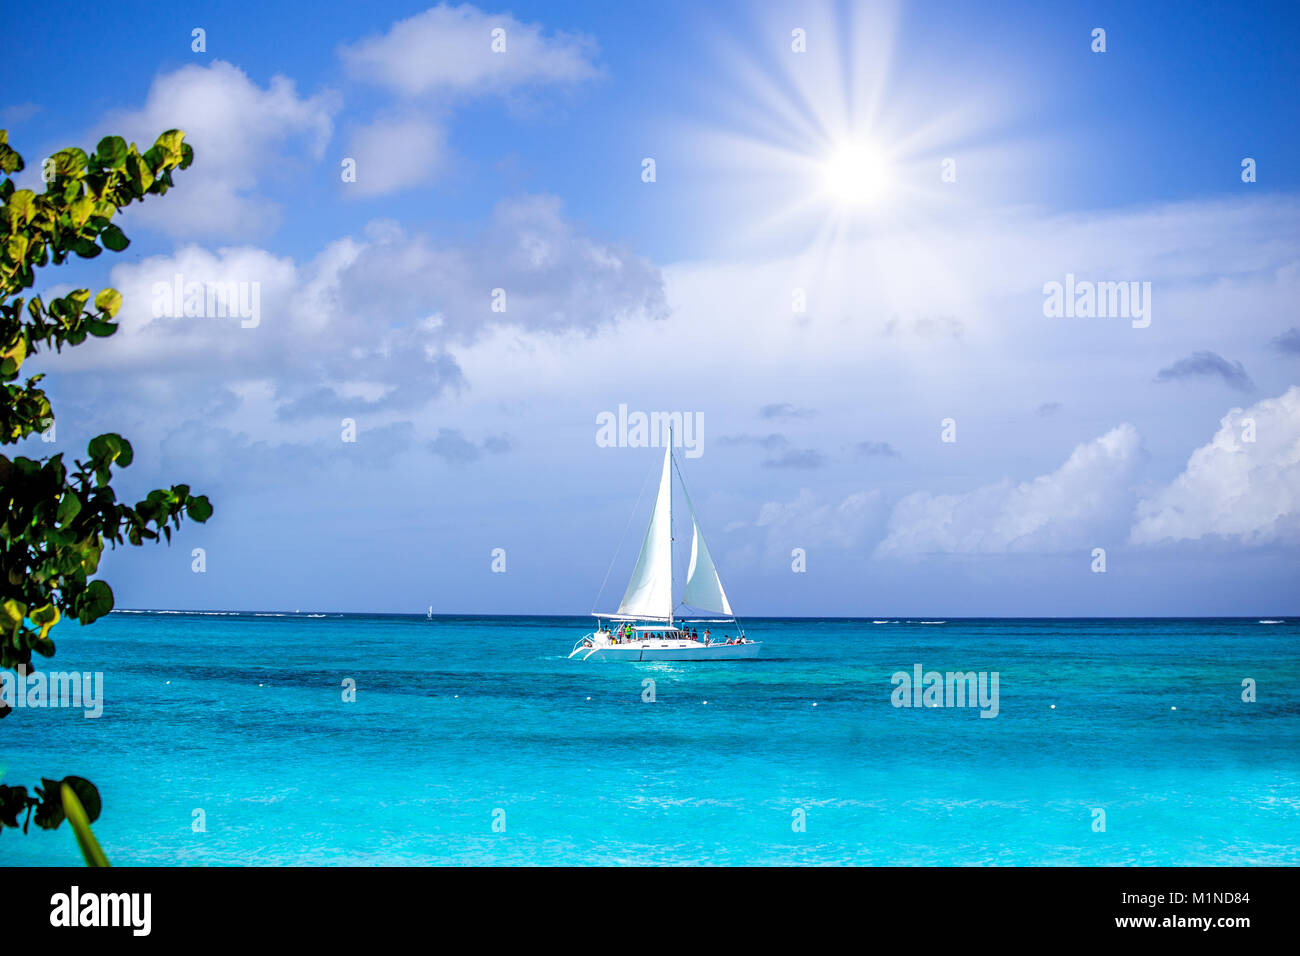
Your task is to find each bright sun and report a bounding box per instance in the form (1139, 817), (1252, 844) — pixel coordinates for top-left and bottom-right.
(821, 142), (891, 206)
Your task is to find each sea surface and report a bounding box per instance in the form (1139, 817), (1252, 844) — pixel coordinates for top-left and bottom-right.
(4, 613), (1298, 866)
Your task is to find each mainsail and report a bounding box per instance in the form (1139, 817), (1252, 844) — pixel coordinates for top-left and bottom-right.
(615, 444), (674, 619)
(606, 439), (735, 622)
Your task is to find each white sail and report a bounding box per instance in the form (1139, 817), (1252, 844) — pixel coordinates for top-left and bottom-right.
(683, 514), (733, 616)
(616, 444), (674, 619)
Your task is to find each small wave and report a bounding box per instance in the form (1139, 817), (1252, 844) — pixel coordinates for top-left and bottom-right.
(1259, 619), (1285, 624)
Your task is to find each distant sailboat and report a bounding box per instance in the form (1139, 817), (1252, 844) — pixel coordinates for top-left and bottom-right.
(570, 433), (759, 661)
(427, 606), (433, 621)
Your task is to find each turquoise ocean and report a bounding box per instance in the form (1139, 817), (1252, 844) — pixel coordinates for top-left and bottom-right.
(4, 613), (1298, 866)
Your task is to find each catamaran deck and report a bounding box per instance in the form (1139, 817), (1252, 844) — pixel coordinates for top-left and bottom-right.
(573, 638), (762, 661)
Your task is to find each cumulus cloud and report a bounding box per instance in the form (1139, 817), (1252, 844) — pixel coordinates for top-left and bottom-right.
(853, 440), (899, 458)
(43, 196), (665, 428)
(760, 403), (816, 419)
(341, 3), (601, 98)
(429, 427), (512, 464)
(159, 421), (418, 492)
(334, 4), (601, 196)
(1270, 328), (1300, 354)
(875, 425), (1140, 556)
(764, 448), (825, 469)
(344, 115), (445, 198)
(1155, 350), (1254, 392)
(98, 60), (338, 238)
(718, 433), (822, 468)
(726, 488), (883, 568)
(1131, 387), (1300, 546)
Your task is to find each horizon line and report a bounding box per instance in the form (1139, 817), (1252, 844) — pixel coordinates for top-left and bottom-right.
(108, 608), (1295, 621)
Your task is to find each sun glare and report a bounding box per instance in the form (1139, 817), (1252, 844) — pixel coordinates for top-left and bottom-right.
(821, 142), (890, 206)
(683, 1), (1012, 252)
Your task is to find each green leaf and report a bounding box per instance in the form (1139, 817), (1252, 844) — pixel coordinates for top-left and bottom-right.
(66, 288), (90, 313)
(124, 151), (154, 193)
(69, 195), (94, 226)
(34, 779), (65, 829)
(7, 189), (36, 224)
(93, 287), (122, 317)
(94, 135), (128, 169)
(0, 785), (28, 827)
(186, 495), (213, 522)
(0, 599), (24, 631)
(31, 603), (60, 640)
(100, 223), (129, 252)
(0, 139), (24, 174)
(52, 147), (88, 178)
(56, 494), (82, 526)
(87, 432), (133, 467)
(62, 776), (102, 823)
(6, 232), (30, 262)
(77, 579), (114, 624)
(154, 129), (186, 165)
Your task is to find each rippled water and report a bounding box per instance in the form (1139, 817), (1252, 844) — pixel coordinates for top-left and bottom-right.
(4, 613), (1297, 865)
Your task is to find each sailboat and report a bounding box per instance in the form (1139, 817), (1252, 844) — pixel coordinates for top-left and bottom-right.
(570, 434), (760, 661)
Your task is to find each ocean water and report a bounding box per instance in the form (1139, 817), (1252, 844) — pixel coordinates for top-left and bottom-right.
(3, 613), (1297, 866)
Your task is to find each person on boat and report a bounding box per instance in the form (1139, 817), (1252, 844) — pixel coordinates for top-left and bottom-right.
(703, 629), (711, 643)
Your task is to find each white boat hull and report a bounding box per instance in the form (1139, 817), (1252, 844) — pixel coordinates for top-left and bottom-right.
(575, 640), (761, 661)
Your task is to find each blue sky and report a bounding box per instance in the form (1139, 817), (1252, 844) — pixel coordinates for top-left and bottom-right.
(6, 0), (1299, 615)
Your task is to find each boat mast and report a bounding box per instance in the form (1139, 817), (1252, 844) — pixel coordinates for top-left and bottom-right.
(668, 425), (674, 630)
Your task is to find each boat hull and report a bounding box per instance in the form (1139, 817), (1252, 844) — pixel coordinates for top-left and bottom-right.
(581, 641), (761, 661)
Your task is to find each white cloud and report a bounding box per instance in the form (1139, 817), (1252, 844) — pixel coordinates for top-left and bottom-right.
(721, 487), (883, 571)
(42, 196), (665, 432)
(336, 5), (601, 196)
(344, 115), (445, 198)
(1131, 387), (1300, 546)
(340, 3), (601, 97)
(98, 60), (338, 238)
(759, 488), (880, 545)
(875, 425), (1141, 556)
